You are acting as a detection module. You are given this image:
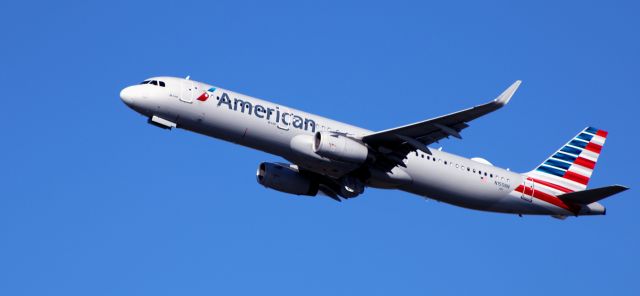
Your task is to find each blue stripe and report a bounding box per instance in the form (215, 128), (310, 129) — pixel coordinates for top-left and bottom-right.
(553, 152), (577, 162)
(537, 165), (565, 177)
(568, 140), (588, 148)
(576, 133), (594, 142)
(544, 159), (572, 170)
(585, 127), (598, 134)
(561, 146), (582, 156)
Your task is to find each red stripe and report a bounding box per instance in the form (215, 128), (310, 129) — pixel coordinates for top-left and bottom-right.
(524, 185), (534, 196)
(596, 130), (608, 138)
(574, 157), (596, 169)
(584, 142), (602, 154)
(514, 185), (579, 214)
(529, 177), (573, 193)
(196, 92), (209, 101)
(563, 171), (589, 185)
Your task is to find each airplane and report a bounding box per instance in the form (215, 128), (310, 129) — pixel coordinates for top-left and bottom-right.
(120, 77), (628, 219)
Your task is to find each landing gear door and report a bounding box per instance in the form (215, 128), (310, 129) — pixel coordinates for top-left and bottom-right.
(180, 80), (194, 103)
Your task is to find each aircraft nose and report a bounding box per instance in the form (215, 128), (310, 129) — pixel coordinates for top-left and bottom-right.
(120, 86), (136, 106)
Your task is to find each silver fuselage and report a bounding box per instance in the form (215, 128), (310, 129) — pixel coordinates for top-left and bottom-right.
(120, 76), (604, 216)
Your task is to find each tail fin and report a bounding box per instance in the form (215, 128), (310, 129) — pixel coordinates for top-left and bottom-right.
(525, 127), (608, 193)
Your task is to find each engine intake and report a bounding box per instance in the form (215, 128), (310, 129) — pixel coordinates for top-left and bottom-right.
(313, 132), (368, 164)
(256, 162), (318, 196)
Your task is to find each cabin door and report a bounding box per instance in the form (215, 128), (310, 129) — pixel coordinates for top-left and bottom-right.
(180, 80), (194, 103)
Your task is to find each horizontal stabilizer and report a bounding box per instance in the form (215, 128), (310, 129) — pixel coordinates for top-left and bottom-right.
(558, 185), (629, 205)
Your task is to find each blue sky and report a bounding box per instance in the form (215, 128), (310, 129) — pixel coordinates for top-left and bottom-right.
(1, 1), (638, 295)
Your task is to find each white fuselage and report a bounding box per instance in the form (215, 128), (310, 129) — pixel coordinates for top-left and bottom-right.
(120, 77), (602, 216)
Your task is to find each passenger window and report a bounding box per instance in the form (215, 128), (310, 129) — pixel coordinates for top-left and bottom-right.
(159, 81), (165, 87)
(421, 154), (424, 158)
(484, 172), (487, 176)
(427, 156), (430, 160)
(150, 80), (158, 86)
(490, 174), (493, 178)
(444, 161), (447, 165)
(478, 170), (482, 175)
(473, 169), (476, 173)
(467, 167), (470, 172)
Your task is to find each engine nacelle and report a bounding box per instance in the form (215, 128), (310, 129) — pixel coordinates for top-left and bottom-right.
(313, 132), (368, 164)
(256, 162), (318, 196)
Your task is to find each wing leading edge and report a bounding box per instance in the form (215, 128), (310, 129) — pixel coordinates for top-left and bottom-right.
(361, 81), (521, 157)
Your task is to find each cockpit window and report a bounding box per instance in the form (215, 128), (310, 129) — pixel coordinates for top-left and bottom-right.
(139, 80), (165, 87)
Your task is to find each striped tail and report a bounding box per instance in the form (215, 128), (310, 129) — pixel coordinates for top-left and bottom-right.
(525, 127), (608, 193)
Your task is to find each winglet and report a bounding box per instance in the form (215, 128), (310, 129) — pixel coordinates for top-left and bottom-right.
(494, 80), (521, 106)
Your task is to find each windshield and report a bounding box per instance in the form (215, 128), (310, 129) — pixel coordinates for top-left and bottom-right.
(139, 80), (165, 87)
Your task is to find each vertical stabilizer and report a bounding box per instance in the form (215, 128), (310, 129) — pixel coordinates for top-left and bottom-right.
(525, 127), (608, 193)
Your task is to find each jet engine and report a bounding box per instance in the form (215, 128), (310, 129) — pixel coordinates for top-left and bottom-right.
(256, 162), (319, 196)
(313, 132), (369, 164)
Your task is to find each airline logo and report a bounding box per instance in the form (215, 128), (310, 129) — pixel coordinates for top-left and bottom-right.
(513, 127), (610, 214)
(529, 126), (608, 193)
(191, 87), (318, 132)
(197, 87), (216, 102)
(216, 92), (317, 132)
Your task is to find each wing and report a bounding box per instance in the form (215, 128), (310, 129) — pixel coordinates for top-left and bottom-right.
(361, 81), (521, 168)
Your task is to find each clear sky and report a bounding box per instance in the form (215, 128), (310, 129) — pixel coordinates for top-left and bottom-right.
(1, 1), (638, 295)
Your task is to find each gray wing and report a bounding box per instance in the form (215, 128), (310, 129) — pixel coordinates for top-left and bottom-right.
(361, 81), (521, 168)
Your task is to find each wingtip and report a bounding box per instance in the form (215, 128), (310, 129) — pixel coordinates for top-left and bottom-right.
(494, 80), (522, 105)
(614, 185), (630, 191)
